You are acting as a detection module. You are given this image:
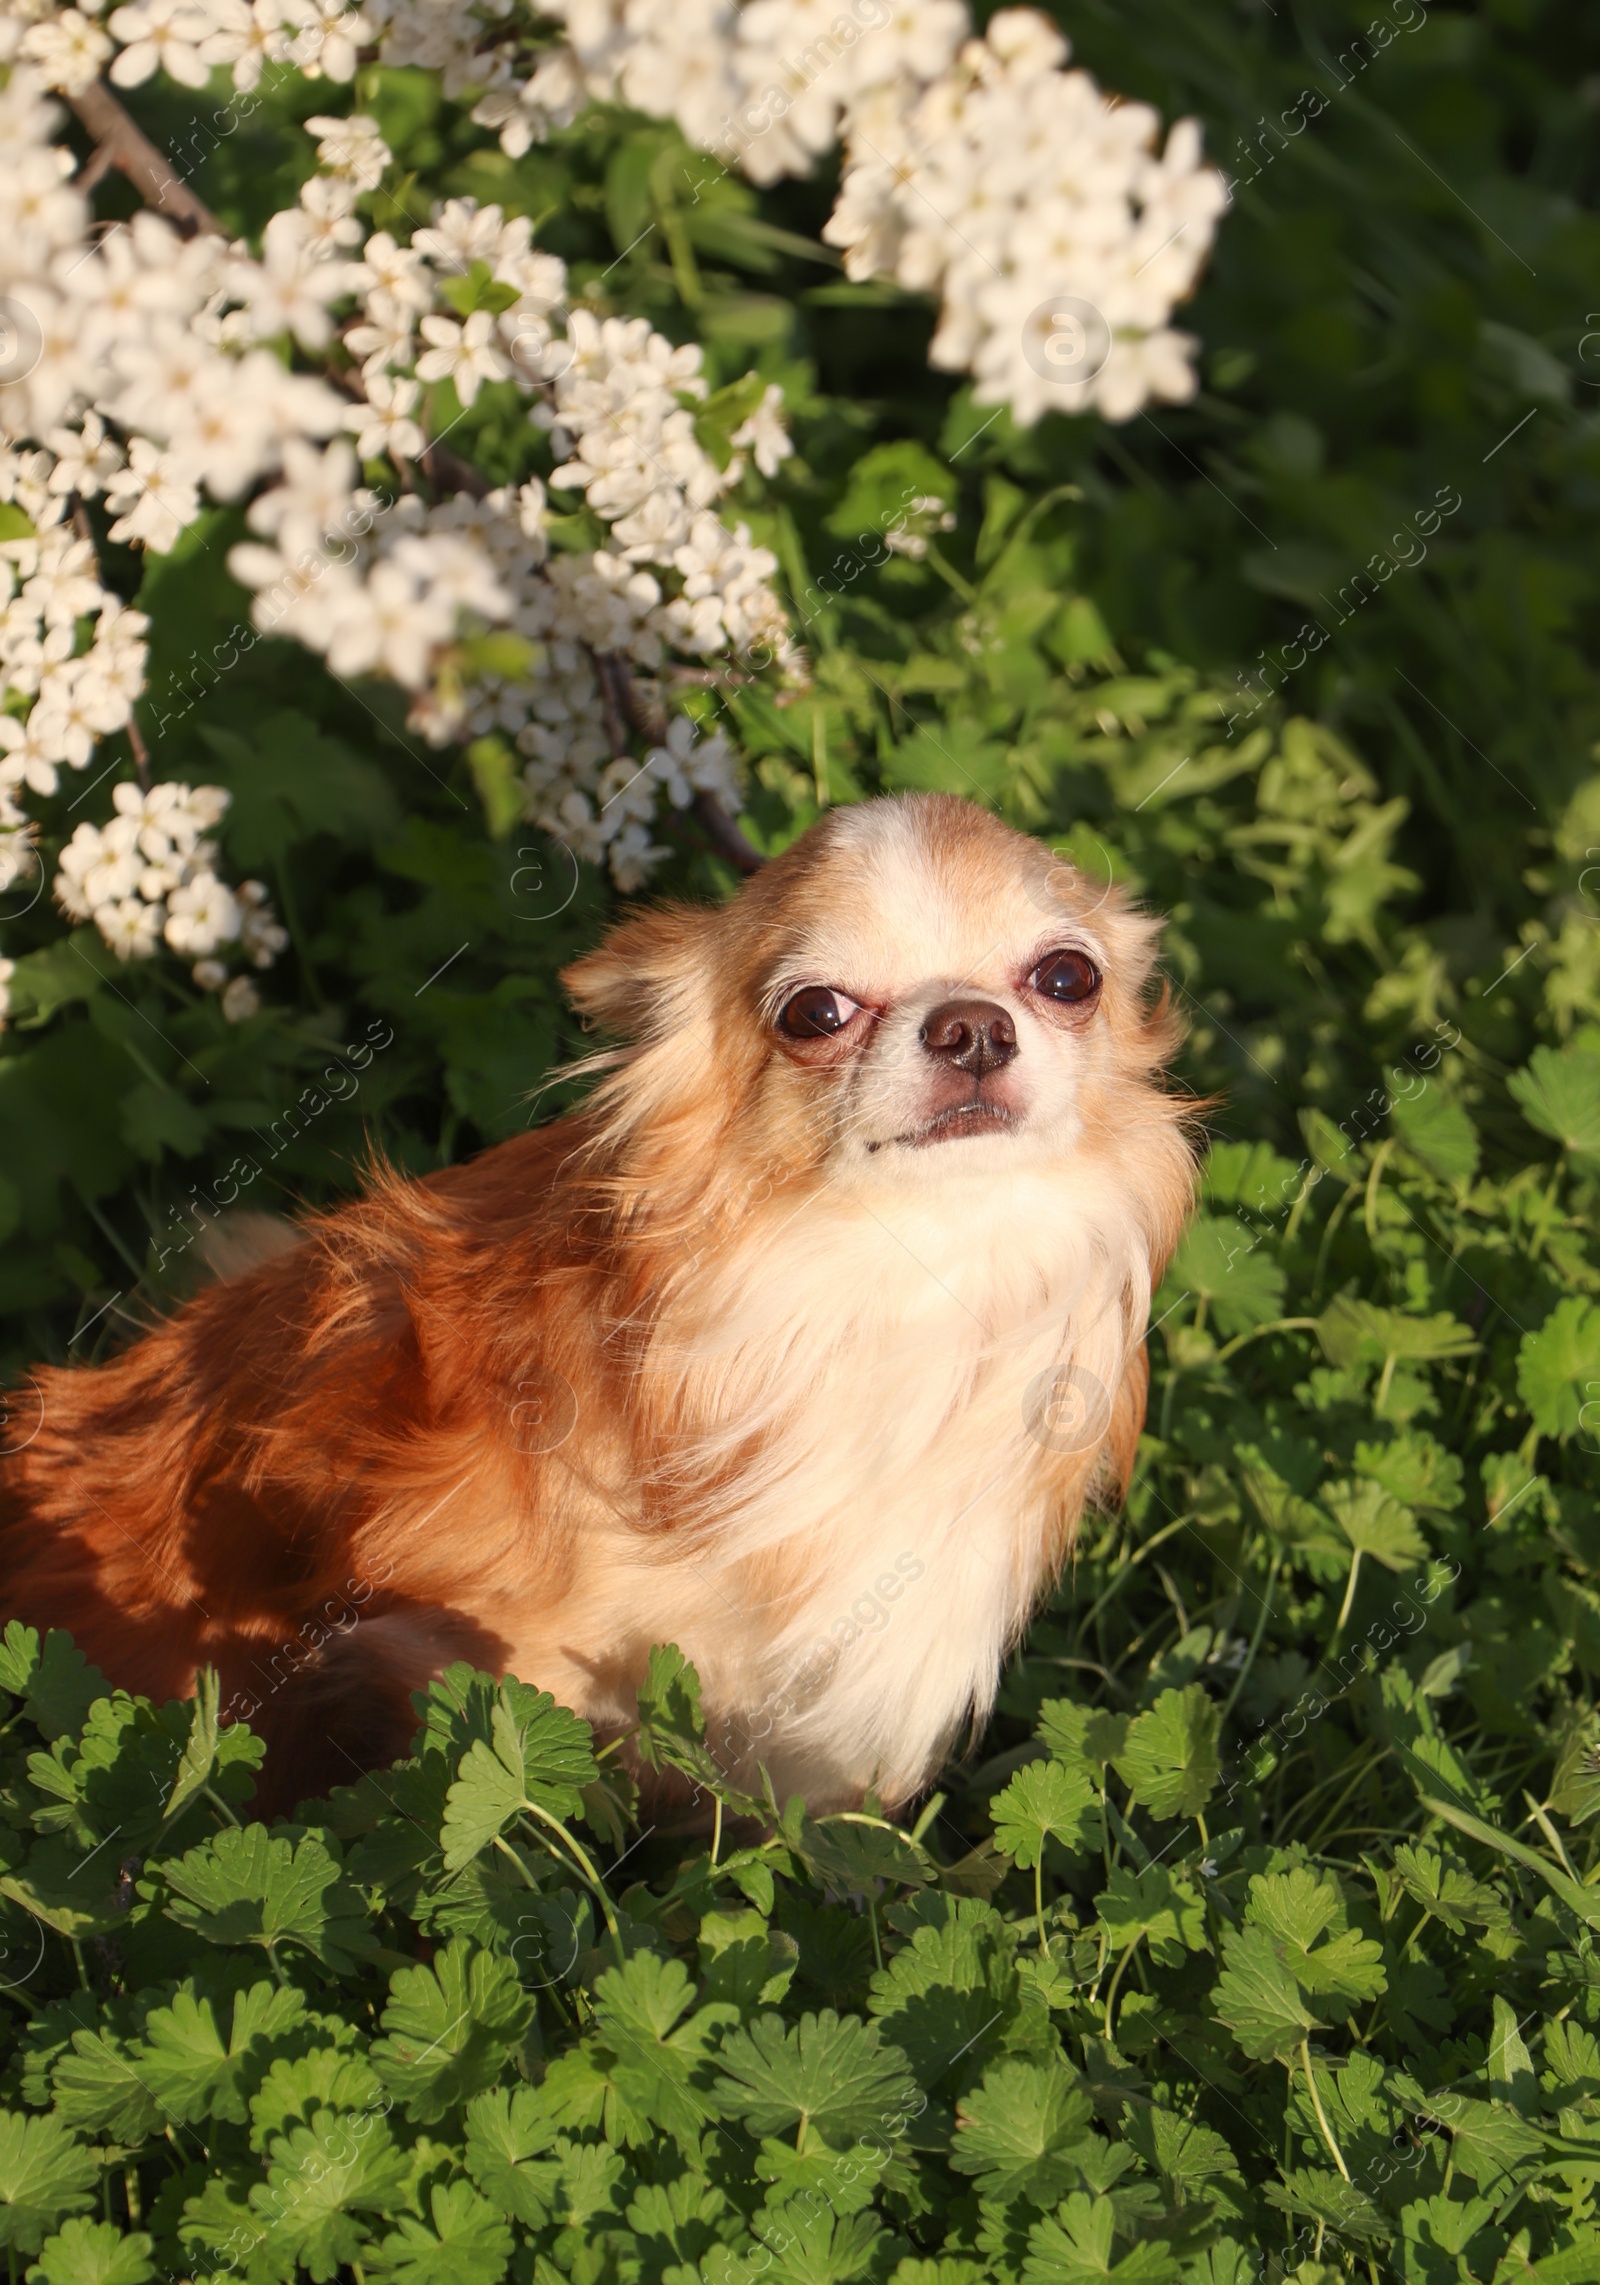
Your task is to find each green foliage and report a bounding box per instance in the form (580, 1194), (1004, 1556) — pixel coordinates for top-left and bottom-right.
(7, 0), (1600, 2275)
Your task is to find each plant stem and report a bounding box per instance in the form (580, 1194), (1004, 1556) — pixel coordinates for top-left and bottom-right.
(710, 1795), (723, 1868)
(1333, 1546), (1363, 1639)
(1212, 1316), (1321, 1363)
(1300, 2036), (1350, 2181)
(520, 1799), (627, 1968)
(1101, 1933), (1141, 2041)
(1363, 1137), (1395, 1240)
(203, 1782), (243, 1828)
(1220, 1549), (1277, 1726)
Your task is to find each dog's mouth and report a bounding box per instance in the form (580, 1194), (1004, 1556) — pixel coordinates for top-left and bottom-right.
(868, 1099), (1021, 1153)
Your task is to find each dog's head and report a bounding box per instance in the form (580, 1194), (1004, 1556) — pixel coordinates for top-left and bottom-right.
(562, 793), (1195, 1245)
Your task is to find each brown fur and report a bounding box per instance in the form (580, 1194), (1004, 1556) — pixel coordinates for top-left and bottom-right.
(0, 795), (1197, 1813)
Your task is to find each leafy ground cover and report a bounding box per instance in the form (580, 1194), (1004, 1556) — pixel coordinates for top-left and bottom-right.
(4, 0), (1600, 2275)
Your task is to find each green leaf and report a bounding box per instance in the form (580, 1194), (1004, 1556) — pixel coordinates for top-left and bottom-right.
(711, 2010), (916, 2149)
(369, 1939), (535, 2121)
(1262, 2169), (1390, 2245)
(20, 1634), (109, 1744)
(1418, 1793), (1600, 1933)
(1316, 1296), (1477, 1370)
(1022, 2191), (1180, 2282)
(1518, 1297), (1600, 1438)
(249, 2048), (384, 2145)
(588, 1951), (736, 2150)
(0, 2115), (99, 2255)
(1112, 1685), (1220, 1821)
(1212, 1925), (1319, 2061)
(751, 2200), (887, 2285)
(26, 2220), (154, 2285)
(1322, 1480), (1429, 1571)
(154, 1827), (377, 1971)
(865, 1897), (1014, 2082)
(1094, 1866), (1207, 1970)
(250, 2112), (410, 2281)
(50, 2019), (165, 2147)
(439, 1685), (596, 1870)
(1390, 1085), (1480, 1182)
(793, 1815), (934, 1892)
(1510, 1043), (1600, 1162)
(1036, 1703), (1128, 1782)
(1168, 1217), (1286, 1335)
(367, 2181), (513, 2285)
(462, 2086), (563, 2227)
(699, 1907), (798, 2018)
(949, 2058), (1094, 2206)
(633, 1644), (753, 1808)
(992, 1759), (1102, 1867)
(136, 1980), (307, 2126)
(1388, 1843), (1506, 1936)
(1245, 1868), (1386, 2004)
(1119, 2104), (1240, 2200)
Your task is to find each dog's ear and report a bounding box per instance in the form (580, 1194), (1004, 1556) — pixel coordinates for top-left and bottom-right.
(560, 903), (718, 1041)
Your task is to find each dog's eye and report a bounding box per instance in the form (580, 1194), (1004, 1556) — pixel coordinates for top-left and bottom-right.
(1031, 949), (1101, 1004)
(776, 987), (857, 1038)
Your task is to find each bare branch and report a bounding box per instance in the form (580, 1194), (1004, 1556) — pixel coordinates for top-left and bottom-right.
(67, 80), (220, 240)
(691, 790), (766, 874)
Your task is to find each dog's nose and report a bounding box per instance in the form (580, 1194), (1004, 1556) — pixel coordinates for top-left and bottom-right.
(919, 997), (1018, 1075)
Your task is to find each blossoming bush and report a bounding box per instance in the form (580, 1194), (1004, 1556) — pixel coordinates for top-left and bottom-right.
(2, 0), (1600, 2275)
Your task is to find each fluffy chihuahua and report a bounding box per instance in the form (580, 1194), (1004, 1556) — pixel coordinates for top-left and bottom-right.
(0, 794), (1195, 1813)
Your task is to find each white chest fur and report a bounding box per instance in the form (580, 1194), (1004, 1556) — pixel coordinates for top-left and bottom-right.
(651, 1156), (1150, 1808)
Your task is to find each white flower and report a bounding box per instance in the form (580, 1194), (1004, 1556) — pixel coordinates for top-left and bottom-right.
(230, 208), (349, 347)
(23, 534), (102, 625)
(0, 711), (64, 798)
(164, 868), (242, 954)
(606, 819), (668, 890)
(282, 0), (370, 80)
(104, 439), (200, 552)
(415, 310), (511, 406)
(296, 172), (364, 259)
(107, 0), (214, 85)
(729, 383), (792, 478)
(19, 8), (112, 92)
(413, 197), (504, 274)
(305, 110), (391, 187)
(324, 559), (453, 685)
(644, 712), (736, 809)
(344, 288), (415, 377)
(342, 373), (424, 461)
(96, 893), (166, 959)
(44, 414), (125, 498)
(221, 974), (262, 1019)
(343, 231), (433, 312)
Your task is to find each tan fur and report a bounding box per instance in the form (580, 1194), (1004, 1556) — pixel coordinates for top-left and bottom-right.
(0, 795), (1198, 1812)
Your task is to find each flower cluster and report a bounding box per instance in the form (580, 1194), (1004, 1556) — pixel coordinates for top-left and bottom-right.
(0, 426), (287, 1015)
(0, 0), (1225, 956)
(824, 11), (1229, 423)
(0, 47), (796, 910)
(434, 0), (1227, 423)
(11, 0), (374, 98)
(216, 163), (789, 883)
(56, 778), (286, 1016)
(18, 0), (1224, 430)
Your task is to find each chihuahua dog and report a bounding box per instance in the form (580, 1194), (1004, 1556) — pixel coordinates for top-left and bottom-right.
(0, 794), (1195, 1812)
